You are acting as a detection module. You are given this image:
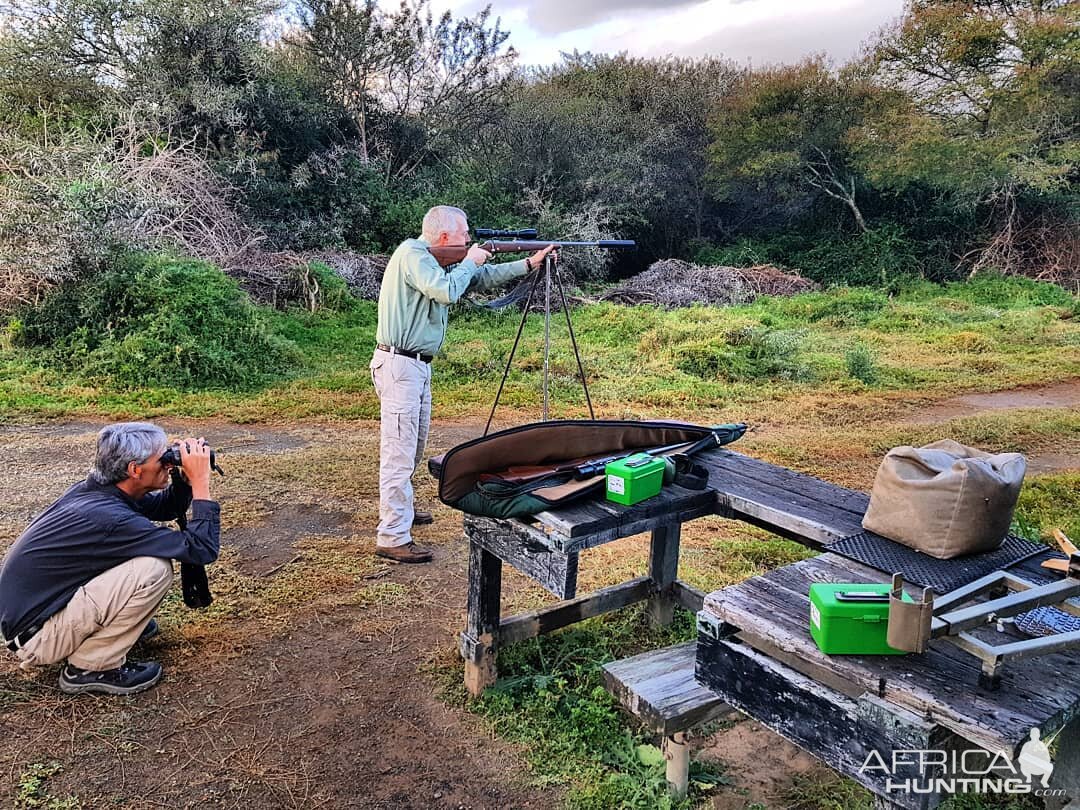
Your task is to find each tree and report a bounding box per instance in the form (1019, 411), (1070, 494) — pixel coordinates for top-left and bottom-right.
(477, 54), (737, 261)
(294, 0), (385, 162)
(293, 0), (515, 177)
(864, 0), (1078, 280)
(0, 0), (272, 148)
(378, 1), (515, 177)
(707, 58), (885, 234)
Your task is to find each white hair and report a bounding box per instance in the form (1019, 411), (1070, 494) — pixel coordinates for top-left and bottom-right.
(89, 422), (167, 484)
(421, 205), (467, 243)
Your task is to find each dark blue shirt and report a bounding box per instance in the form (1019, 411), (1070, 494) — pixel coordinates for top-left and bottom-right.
(0, 478), (220, 641)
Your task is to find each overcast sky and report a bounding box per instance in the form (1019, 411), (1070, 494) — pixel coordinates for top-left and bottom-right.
(436, 0), (906, 67)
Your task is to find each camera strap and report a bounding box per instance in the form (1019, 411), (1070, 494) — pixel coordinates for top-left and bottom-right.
(176, 510), (213, 609)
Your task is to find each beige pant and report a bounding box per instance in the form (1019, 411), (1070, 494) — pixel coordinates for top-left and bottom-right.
(15, 556), (172, 672)
(370, 350), (431, 548)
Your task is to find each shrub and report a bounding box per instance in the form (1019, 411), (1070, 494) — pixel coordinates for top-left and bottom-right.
(15, 252), (298, 389)
(845, 343), (878, 385)
(675, 326), (812, 382)
(797, 224), (921, 286)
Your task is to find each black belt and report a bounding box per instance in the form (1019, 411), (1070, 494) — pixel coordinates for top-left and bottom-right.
(4, 624), (41, 653)
(377, 344), (433, 364)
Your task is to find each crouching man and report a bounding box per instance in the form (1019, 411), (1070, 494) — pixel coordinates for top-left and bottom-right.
(0, 422), (219, 696)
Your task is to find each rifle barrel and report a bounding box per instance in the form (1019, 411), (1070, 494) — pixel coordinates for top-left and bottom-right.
(484, 239), (635, 251)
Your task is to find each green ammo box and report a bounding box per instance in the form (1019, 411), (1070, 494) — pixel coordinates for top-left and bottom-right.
(605, 453), (666, 506)
(808, 583), (911, 655)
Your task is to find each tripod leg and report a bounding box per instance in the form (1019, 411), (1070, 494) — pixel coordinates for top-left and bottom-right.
(543, 256), (551, 421)
(484, 270), (540, 436)
(551, 256), (595, 419)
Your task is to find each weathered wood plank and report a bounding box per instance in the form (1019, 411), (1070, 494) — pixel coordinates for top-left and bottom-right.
(716, 492), (858, 549)
(498, 577), (653, 647)
(537, 483), (718, 542)
(463, 513), (566, 553)
(464, 542), (501, 648)
(462, 542), (502, 695)
(700, 455), (868, 545)
(700, 553), (1080, 755)
(648, 525), (681, 627)
(551, 500), (718, 553)
(602, 641), (731, 736)
(466, 516), (579, 598)
(670, 580), (705, 613)
(695, 634), (945, 810)
(1047, 712), (1080, 809)
(700, 448), (871, 518)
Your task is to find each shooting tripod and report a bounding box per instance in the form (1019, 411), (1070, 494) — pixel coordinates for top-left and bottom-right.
(485, 252), (594, 435)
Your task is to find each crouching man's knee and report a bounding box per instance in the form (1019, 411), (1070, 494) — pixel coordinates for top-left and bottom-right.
(129, 556), (174, 598)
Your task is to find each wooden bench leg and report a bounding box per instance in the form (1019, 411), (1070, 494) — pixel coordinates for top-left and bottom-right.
(664, 731), (689, 798)
(462, 540), (502, 697)
(648, 525), (681, 628)
(1046, 713), (1080, 810)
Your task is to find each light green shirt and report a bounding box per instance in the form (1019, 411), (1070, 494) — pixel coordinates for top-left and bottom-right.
(375, 237), (529, 356)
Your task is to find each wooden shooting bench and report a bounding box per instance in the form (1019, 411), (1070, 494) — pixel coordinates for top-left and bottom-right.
(458, 447), (1080, 806)
(459, 477), (717, 696)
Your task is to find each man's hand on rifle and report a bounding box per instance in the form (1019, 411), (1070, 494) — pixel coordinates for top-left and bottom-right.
(527, 243), (557, 271)
(466, 244), (492, 265)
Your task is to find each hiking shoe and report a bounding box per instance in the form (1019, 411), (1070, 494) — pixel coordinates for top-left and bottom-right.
(137, 618), (160, 643)
(412, 509), (434, 527)
(375, 543), (434, 564)
(59, 661), (164, 696)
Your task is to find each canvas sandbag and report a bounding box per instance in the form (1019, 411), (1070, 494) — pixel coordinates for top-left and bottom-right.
(862, 439), (1026, 560)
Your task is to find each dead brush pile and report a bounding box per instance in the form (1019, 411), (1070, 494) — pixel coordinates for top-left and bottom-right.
(307, 251), (389, 301)
(599, 259), (818, 308)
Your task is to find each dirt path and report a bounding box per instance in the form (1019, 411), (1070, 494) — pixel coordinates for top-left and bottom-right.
(0, 381), (1075, 808)
(908, 380), (1080, 424)
(0, 420), (550, 809)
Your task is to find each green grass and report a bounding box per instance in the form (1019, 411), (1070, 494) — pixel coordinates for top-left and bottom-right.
(1, 270), (1077, 809)
(13, 762), (81, 810)
(0, 274), (1076, 423)
(439, 606), (727, 809)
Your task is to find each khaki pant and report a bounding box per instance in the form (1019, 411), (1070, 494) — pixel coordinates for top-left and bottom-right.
(370, 350), (431, 548)
(16, 556), (172, 672)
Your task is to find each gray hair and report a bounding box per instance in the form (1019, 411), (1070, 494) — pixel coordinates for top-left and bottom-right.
(89, 422), (168, 485)
(421, 205), (467, 243)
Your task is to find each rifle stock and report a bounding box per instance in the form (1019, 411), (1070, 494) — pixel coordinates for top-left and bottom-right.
(428, 239), (635, 269)
(475, 427), (748, 487)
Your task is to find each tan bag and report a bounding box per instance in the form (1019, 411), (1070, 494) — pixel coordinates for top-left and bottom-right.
(862, 439), (1026, 559)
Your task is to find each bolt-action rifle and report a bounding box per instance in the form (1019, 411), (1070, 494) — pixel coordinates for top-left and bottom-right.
(429, 238), (635, 269)
(478, 424), (747, 487)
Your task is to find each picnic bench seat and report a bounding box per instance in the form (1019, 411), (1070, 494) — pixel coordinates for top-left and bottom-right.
(601, 641), (732, 797)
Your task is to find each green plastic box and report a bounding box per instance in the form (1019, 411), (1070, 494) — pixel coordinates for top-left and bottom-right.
(808, 583), (911, 655)
(605, 453), (666, 506)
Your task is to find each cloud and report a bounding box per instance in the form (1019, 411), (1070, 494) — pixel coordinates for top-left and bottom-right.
(606, 0), (903, 65)
(522, 0), (708, 35)
(428, 0), (903, 68)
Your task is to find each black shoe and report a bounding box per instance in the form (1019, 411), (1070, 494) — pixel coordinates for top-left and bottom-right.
(137, 619), (160, 643)
(412, 509), (434, 526)
(59, 661), (164, 696)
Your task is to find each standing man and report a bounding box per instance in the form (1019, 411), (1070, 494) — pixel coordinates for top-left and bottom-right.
(371, 205), (553, 563)
(0, 422), (220, 695)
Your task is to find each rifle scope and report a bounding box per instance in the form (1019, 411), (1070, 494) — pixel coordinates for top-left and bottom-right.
(474, 228), (539, 239)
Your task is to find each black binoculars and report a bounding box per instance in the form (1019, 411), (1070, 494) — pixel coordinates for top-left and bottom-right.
(474, 227), (539, 239)
(160, 443), (225, 476)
